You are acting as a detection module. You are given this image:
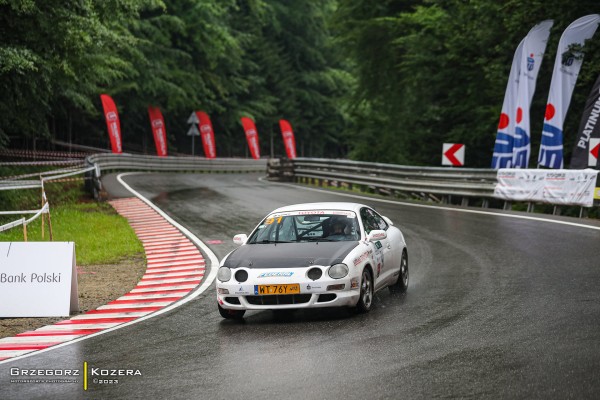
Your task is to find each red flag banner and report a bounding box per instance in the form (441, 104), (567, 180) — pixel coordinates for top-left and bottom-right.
(99, 94), (122, 154)
(148, 106), (168, 157)
(240, 117), (260, 159)
(196, 111), (217, 159)
(279, 119), (297, 159)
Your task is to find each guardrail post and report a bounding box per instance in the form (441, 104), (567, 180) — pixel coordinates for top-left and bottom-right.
(94, 163), (103, 199)
(552, 206), (561, 216)
(461, 197), (469, 207)
(527, 202), (535, 213)
(482, 199), (489, 208)
(46, 208), (53, 241)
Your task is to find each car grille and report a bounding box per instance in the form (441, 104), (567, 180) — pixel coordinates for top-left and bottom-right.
(317, 294), (337, 303)
(245, 294), (311, 305)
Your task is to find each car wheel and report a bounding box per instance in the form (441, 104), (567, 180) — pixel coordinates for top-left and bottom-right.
(389, 250), (409, 294)
(355, 268), (374, 313)
(218, 303), (246, 320)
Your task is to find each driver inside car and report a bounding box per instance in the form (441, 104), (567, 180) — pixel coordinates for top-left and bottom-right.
(327, 219), (348, 241)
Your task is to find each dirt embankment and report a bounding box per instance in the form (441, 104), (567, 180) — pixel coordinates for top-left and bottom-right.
(0, 256), (145, 339)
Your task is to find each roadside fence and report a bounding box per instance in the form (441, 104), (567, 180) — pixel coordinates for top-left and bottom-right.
(267, 158), (599, 217)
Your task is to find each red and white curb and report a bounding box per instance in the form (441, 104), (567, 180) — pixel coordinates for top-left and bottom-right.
(0, 172), (219, 364)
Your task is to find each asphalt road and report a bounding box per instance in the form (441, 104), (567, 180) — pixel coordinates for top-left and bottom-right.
(2, 172), (600, 399)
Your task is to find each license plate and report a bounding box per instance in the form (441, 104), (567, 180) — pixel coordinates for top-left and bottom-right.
(254, 284), (301, 295)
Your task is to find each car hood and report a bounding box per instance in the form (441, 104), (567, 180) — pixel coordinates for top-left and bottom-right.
(223, 241), (359, 269)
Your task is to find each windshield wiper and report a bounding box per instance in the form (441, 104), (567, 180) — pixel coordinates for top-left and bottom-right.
(256, 239), (292, 244)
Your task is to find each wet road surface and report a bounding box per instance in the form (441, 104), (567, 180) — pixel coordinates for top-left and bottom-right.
(1, 172), (600, 399)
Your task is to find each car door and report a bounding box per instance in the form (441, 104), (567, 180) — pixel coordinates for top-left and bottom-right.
(360, 207), (394, 290)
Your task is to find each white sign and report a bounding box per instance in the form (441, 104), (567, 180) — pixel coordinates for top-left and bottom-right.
(0, 242), (78, 317)
(494, 168), (599, 207)
(589, 138), (599, 167)
(187, 124), (200, 137)
(442, 143), (465, 166)
(187, 111), (199, 124)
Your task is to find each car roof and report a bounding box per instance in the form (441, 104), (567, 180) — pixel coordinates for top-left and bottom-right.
(271, 202), (368, 214)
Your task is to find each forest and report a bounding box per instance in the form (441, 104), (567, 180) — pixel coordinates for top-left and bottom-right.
(1, 0), (600, 167)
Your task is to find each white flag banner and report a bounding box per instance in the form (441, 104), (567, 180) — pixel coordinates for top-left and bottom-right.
(494, 168), (599, 207)
(492, 40), (524, 169)
(512, 20), (554, 168)
(538, 14), (600, 169)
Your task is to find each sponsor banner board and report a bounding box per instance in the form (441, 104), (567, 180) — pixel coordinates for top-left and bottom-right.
(494, 169), (599, 207)
(0, 242), (78, 317)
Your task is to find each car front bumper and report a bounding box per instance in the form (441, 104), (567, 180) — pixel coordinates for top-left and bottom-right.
(216, 269), (361, 310)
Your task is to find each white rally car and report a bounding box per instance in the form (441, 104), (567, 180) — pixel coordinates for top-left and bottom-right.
(216, 202), (408, 319)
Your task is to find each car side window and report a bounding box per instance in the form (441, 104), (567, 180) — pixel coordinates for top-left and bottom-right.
(360, 208), (388, 234)
(371, 210), (389, 231)
(360, 208), (378, 234)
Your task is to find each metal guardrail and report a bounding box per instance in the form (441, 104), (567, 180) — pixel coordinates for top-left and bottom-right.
(268, 158), (497, 204)
(86, 153), (267, 173)
(267, 158), (600, 216)
(84, 153), (268, 200)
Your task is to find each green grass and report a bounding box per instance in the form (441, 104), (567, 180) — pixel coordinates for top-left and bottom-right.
(0, 168), (144, 265)
(0, 202), (144, 265)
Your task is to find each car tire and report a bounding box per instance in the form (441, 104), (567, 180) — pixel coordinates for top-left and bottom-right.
(354, 267), (374, 313)
(389, 250), (409, 294)
(218, 303), (246, 320)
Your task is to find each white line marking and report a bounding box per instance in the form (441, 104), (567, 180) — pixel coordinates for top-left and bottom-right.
(142, 272), (204, 280)
(122, 293), (188, 300)
(35, 323), (123, 331)
(69, 312), (152, 320)
(96, 302), (173, 309)
(129, 285), (197, 293)
(0, 350), (36, 358)
(144, 267), (205, 275)
(0, 336), (82, 343)
(137, 277), (202, 285)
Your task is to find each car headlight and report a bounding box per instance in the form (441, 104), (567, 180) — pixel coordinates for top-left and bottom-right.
(328, 263), (349, 279)
(217, 267), (232, 282)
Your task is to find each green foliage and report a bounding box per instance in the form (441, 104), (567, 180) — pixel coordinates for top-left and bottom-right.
(334, 0), (600, 167)
(0, 0), (144, 146)
(0, 202), (144, 265)
(0, 0), (350, 158)
(3, 1), (600, 165)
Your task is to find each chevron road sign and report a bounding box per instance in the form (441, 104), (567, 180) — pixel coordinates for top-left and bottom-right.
(442, 143), (465, 167)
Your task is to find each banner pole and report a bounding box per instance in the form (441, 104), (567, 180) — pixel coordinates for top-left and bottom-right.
(47, 206), (54, 241)
(40, 176), (45, 239)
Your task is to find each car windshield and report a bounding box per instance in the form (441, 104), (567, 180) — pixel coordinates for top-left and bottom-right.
(247, 210), (360, 244)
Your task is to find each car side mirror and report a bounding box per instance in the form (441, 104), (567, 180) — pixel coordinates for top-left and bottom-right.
(233, 234), (248, 245)
(382, 216), (394, 226)
(367, 230), (387, 242)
